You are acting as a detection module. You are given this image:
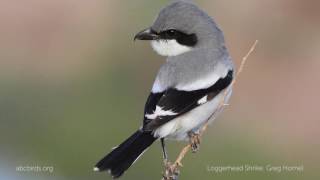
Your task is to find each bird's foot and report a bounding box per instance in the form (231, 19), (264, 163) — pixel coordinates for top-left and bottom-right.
(188, 131), (201, 153)
(162, 160), (180, 180)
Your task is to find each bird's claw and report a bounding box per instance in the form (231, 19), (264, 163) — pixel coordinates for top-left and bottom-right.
(162, 161), (180, 180)
(188, 131), (201, 153)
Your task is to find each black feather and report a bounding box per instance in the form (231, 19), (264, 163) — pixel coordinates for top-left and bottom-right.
(158, 29), (198, 47)
(95, 130), (156, 178)
(143, 70), (233, 131)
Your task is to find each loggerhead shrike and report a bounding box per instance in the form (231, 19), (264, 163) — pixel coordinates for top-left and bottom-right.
(94, 0), (234, 178)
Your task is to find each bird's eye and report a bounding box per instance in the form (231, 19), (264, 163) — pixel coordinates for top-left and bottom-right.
(165, 29), (177, 37)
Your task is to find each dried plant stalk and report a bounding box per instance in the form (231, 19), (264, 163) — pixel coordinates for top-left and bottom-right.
(162, 40), (259, 180)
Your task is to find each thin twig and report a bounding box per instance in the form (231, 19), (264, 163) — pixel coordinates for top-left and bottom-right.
(162, 40), (258, 180)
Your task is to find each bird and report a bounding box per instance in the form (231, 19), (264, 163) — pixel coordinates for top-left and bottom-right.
(94, 0), (234, 178)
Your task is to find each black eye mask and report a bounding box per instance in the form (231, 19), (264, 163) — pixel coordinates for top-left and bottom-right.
(157, 29), (198, 47)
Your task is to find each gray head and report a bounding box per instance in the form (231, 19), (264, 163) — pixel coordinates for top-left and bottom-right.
(134, 0), (226, 57)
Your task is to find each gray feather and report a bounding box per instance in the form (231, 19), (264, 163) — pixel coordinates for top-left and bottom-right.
(150, 1), (233, 88)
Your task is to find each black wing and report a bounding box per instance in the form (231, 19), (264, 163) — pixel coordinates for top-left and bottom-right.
(142, 70), (233, 131)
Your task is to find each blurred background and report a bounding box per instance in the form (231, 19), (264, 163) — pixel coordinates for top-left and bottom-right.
(0, 0), (319, 179)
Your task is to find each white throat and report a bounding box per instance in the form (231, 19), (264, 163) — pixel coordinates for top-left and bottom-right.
(151, 40), (192, 56)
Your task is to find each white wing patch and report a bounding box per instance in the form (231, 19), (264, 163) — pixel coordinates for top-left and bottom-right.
(151, 39), (192, 57)
(145, 106), (178, 119)
(197, 95), (208, 105)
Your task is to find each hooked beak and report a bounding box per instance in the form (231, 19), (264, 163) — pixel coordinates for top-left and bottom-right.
(134, 28), (159, 41)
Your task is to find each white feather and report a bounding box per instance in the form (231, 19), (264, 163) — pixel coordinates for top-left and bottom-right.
(151, 40), (192, 56)
(132, 148), (148, 165)
(151, 77), (165, 93)
(153, 87), (232, 140)
(93, 167), (100, 172)
(145, 106), (177, 120)
(176, 62), (230, 91)
(197, 95), (207, 104)
(111, 146), (118, 150)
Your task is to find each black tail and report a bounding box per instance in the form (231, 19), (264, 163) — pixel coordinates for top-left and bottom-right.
(94, 130), (157, 178)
